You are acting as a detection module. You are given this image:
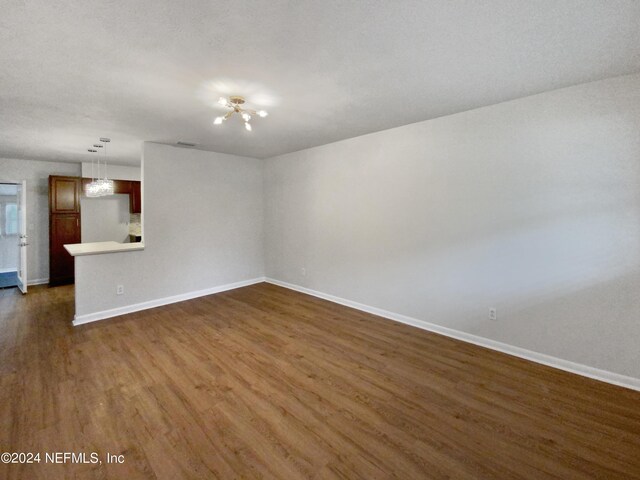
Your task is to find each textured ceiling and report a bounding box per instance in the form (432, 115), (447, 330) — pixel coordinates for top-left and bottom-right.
(1, 0), (640, 165)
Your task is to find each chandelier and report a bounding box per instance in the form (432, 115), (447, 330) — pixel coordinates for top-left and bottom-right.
(214, 96), (268, 131)
(86, 137), (114, 197)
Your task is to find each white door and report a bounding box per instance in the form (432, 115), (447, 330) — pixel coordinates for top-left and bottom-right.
(16, 180), (27, 294)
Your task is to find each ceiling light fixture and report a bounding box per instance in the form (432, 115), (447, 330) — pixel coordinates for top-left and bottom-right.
(214, 96), (268, 131)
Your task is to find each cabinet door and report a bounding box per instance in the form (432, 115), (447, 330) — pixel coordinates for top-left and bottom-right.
(131, 181), (141, 214)
(49, 214), (80, 285)
(114, 180), (132, 195)
(81, 177), (91, 195)
(49, 176), (80, 213)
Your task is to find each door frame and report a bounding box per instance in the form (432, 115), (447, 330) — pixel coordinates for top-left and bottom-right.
(0, 180), (27, 293)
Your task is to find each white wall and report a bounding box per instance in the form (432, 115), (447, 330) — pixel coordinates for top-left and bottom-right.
(264, 74), (640, 379)
(81, 162), (140, 181)
(74, 143), (264, 316)
(81, 194), (131, 243)
(0, 158), (81, 283)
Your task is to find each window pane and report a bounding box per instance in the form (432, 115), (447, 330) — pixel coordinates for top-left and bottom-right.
(5, 204), (18, 235)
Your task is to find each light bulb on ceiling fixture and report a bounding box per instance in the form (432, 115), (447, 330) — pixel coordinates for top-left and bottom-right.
(245, 122), (252, 131)
(257, 110), (268, 118)
(242, 112), (251, 122)
(218, 97), (228, 106)
(214, 116), (224, 125)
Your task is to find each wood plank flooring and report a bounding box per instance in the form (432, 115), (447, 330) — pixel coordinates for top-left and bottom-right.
(1, 282), (639, 479)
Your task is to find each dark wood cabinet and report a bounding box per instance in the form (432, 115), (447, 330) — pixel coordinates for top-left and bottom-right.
(81, 177), (89, 195)
(49, 176), (81, 286)
(81, 178), (140, 213)
(81, 178), (132, 196)
(49, 176), (141, 286)
(114, 180), (132, 195)
(131, 181), (141, 214)
(49, 176), (81, 213)
(49, 214), (80, 285)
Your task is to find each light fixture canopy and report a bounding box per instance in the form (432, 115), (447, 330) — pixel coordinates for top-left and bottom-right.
(214, 95), (267, 131)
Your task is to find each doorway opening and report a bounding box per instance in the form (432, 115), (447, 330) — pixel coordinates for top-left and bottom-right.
(0, 182), (27, 292)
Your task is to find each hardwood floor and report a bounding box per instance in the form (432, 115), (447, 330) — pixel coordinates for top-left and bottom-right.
(1, 283), (639, 479)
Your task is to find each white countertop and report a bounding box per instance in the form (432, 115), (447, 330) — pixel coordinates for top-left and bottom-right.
(64, 241), (145, 257)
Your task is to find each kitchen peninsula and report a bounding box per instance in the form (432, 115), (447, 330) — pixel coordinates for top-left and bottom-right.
(64, 241), (144, 256)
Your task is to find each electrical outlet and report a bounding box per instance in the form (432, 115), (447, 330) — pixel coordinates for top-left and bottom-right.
(489, 308), (497, 321)
(301, 268), (307, 276)
(116, 285), (124, 295)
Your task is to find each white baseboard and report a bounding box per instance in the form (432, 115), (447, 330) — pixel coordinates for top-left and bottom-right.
(73, 277), (266, 327)
(0, 268), (17, 273)
(265, 277), (640, 392)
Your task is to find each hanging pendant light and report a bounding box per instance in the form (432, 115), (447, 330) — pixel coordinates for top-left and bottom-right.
(86, 138), (114, 196)
(86, 148), (101, 197)
(97, 137), (114, 196)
